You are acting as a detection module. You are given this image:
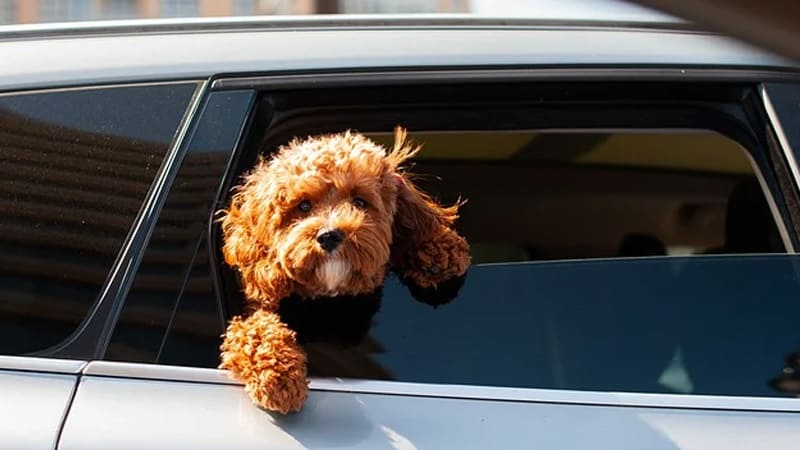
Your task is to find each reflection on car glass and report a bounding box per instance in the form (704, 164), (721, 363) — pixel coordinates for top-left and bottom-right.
(0, 83), (196, 356)
(106, 91), (254, 365)
(0, 84), (195, 143)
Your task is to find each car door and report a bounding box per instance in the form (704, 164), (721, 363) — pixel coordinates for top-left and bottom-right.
(0, 357), (81, 450)
(59, 72), (800, 449)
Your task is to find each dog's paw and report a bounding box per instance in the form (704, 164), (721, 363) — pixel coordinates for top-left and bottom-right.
(244, 368), (309, 414)
(220, 310), (309, 414)
(400, 225), (470, 289)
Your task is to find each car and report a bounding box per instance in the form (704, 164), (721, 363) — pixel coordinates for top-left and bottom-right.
(2, 9), (800, 450)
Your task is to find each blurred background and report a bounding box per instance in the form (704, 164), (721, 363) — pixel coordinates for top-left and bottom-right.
(0, 0), (668, 25)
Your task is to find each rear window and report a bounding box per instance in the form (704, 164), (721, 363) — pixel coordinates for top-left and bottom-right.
(0, 83), (197, 355)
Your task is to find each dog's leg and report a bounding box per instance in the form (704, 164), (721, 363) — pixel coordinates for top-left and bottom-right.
(220, 309), (308, 414)
(390, 171), (470, 306)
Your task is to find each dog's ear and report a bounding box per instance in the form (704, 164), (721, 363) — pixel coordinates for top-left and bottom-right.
(386, 127), (470, 307)
(219, 158), (291, 310)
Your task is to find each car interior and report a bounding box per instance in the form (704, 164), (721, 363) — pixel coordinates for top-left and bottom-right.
(365, 129), (786, 263)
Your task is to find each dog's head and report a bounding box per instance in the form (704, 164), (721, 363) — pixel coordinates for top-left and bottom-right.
(220, 127), (468, 309)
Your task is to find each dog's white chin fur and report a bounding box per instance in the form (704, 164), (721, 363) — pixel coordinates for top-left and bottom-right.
(316, 258), (350, 294)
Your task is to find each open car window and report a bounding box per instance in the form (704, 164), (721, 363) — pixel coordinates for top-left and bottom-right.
(272, 128), (797, 398)
(109, 80), (800, 399)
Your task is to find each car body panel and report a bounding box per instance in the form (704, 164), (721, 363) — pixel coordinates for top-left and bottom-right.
(81, 361), (800, 412)
(60, 363), (800, 450)
(0, 25), (795, 92)
(0, 369), (76, 450)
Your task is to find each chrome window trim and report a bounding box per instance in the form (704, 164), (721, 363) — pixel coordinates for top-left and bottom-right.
(0, 355), (86, 375)
(212, 68), (800, 91)
(82, 361), (800, 413)
(0, 79), (200, 97)
(34, 79), (210, 360)
(307, 379), (800, 413)
(85, 361), (234, 384)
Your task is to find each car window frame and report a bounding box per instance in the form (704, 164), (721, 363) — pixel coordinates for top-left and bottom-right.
(99, 67), (800, 404)
(201, 69), (799, 392)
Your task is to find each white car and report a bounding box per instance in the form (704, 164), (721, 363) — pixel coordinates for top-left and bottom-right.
(2, 10), (800, 450)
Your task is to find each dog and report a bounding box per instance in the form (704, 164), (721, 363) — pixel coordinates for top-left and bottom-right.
(218, 127), (470, 413)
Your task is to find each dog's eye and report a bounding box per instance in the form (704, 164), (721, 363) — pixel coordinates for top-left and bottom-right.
(353, 197), (368, 209)
(298, 199), (312, 213)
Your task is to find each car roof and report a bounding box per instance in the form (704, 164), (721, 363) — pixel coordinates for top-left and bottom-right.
(0, 15), (795, 92)
(0, 5), (690, 36)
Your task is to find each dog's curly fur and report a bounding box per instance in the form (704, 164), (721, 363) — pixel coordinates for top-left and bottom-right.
(218, 127), (470, 414)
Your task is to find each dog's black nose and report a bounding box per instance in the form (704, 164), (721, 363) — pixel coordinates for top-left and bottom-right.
(316, 229), (345, 252)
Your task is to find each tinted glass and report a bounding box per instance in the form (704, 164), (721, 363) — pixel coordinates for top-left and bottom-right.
(307, 255), (800, 397)
(106, 90), (254, 364)
(765, 83), (800, 163)
(157, 237), (224, 367)
(0, 83), (197, 355)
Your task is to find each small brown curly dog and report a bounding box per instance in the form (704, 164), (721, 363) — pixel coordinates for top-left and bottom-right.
(218, 127), (470, 414)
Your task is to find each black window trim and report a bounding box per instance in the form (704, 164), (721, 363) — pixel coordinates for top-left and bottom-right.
(31, 79), (210, 361)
